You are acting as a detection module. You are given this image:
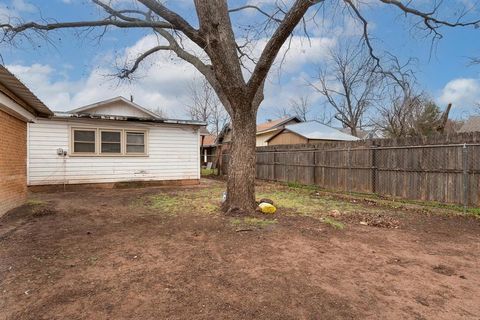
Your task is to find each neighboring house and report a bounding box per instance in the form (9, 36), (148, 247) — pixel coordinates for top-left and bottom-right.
(216, 116), (301, 147)
(0, 65), (53, 215)
(256, 116), (301, 146)
(459, 116), (480, 133)
(266, 121), (360, 145)
(200, 134), (217, 167)
(27, 96), (205, 188)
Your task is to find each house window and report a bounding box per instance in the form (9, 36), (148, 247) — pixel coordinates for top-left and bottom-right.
(101, 130), (122, 154)
(126, 131), (146, 154)
(70, 128), (147, 156)
(73, 129), (96, 153)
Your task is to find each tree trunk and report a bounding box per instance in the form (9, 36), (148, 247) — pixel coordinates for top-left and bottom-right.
(350, 126), (357, 137)
(224, 107), (257, 213)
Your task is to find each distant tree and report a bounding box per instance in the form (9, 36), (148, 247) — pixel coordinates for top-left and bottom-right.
(187, 77), (229, 136)
(273, 95), (332, 124)
(378, 92), (448, 138)
(151, 106), (167, 118)
(310, 44), (380, 136)
(411, 100), (442, 136)
(273, 106), (290, 119)
(288, 96), (311, 122)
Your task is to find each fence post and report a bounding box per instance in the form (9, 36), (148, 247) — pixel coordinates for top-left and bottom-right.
(371, 145), (377, 194)
(463, 143), (468, 213)
(273, 148), (277, 181)
(347, 146), (351, 193)
(313, 149), (316, 186)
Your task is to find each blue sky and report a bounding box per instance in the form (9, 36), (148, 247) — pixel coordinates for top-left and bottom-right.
(1, 0), (479, 124)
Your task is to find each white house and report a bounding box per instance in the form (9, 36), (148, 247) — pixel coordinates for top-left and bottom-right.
(27, 96), (205, 188)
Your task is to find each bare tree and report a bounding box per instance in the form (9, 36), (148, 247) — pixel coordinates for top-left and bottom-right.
(273, 105), (290, 119)
(151, 106), (167, 118)
(372, 56), (447, 138)
(1, 0), (478, 212)
(310, 44), (380, 136)
(187, 77), (229, 136)
(374, 57), (422, 137)
(289, 96), (311, 122)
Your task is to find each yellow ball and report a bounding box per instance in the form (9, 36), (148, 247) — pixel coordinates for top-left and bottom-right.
(259, 202), (276, 214)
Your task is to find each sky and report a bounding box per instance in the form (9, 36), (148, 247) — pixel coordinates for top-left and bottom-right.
(0, 0), (479, 125)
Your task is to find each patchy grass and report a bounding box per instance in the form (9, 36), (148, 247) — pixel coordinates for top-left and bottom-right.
(201, 168), (218, 176)
(321, 217), (345, 229)
(272, 180), (480, 218)
(26, 199), (46, 206)
(256, 183), (381, 218)
(140, 186), (225, 216)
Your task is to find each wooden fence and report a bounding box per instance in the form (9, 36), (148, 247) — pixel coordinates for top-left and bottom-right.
(221, 133), (480, 207)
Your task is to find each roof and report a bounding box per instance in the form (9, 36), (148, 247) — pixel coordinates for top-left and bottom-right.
(55, 96), (205, 126)
(267, 121), (360, 142)
(69, 96), (162, 119)
(459, 116), (480, 133)
(215, 116), (301, 144)
(0, 65), (52, 117)
(201, 134), (217, 147)
(54, 111), (206, 126)
(256, 116), (301, 133)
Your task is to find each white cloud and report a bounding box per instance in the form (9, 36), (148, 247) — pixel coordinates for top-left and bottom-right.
(439, 78), (480, 109)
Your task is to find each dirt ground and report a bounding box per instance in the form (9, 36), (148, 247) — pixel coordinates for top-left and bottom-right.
(1, 179), (479, 320)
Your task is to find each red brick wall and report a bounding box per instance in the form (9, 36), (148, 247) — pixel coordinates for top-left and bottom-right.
(0, 109), (27, 215)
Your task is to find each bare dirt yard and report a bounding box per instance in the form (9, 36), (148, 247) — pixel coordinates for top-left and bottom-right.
(1, 179), (479, 320)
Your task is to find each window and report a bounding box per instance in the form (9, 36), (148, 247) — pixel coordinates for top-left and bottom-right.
(73, 129), (96, 153)
(101, 130), (121, 154)
(70, 127), (147, 156)
(126, 131), (146, 154)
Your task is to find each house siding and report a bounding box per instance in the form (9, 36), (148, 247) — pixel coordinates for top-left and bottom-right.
(0, 108), (27, 215)
(267, 132), (308, 145)
(28, 118), (200, 185)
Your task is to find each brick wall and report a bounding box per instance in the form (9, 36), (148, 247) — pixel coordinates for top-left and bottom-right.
(0, 109), (27, 215)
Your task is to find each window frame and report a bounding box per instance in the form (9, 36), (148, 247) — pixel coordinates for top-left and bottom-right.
(125, 130), (147, 155)
(69, 126), (148, 157)
(100, 129), (123, 155)
(71, 128), (97, 155)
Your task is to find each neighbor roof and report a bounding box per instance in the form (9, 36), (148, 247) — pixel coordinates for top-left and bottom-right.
(459, 116), (480, 133)
(0, 65), (52, 117)
(256, 116), (301, 133)
(201, 134), (217, 147)
(267, 121), (360, 142)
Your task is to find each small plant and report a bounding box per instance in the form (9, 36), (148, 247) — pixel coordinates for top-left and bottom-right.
(321, 217), (345, 229)
(26, 199), (45, 206)
(201, 168), (218, 176)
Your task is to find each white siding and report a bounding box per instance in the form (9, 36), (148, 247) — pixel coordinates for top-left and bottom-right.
(28, 118), (200, 185)
(84, 102), (151, 118)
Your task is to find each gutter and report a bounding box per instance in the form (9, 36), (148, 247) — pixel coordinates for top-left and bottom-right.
(52, 112), (207, 126)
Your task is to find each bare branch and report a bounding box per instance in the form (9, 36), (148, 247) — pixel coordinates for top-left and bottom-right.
(247, 0), (321, 99)
(117, 45), (171, 79)
(380, 0), (480, 41)
(229, 5), (282, 23)
(138, 0), (205, 47)
(343, 0), (380, 68)
(1, 20), (174, 41)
